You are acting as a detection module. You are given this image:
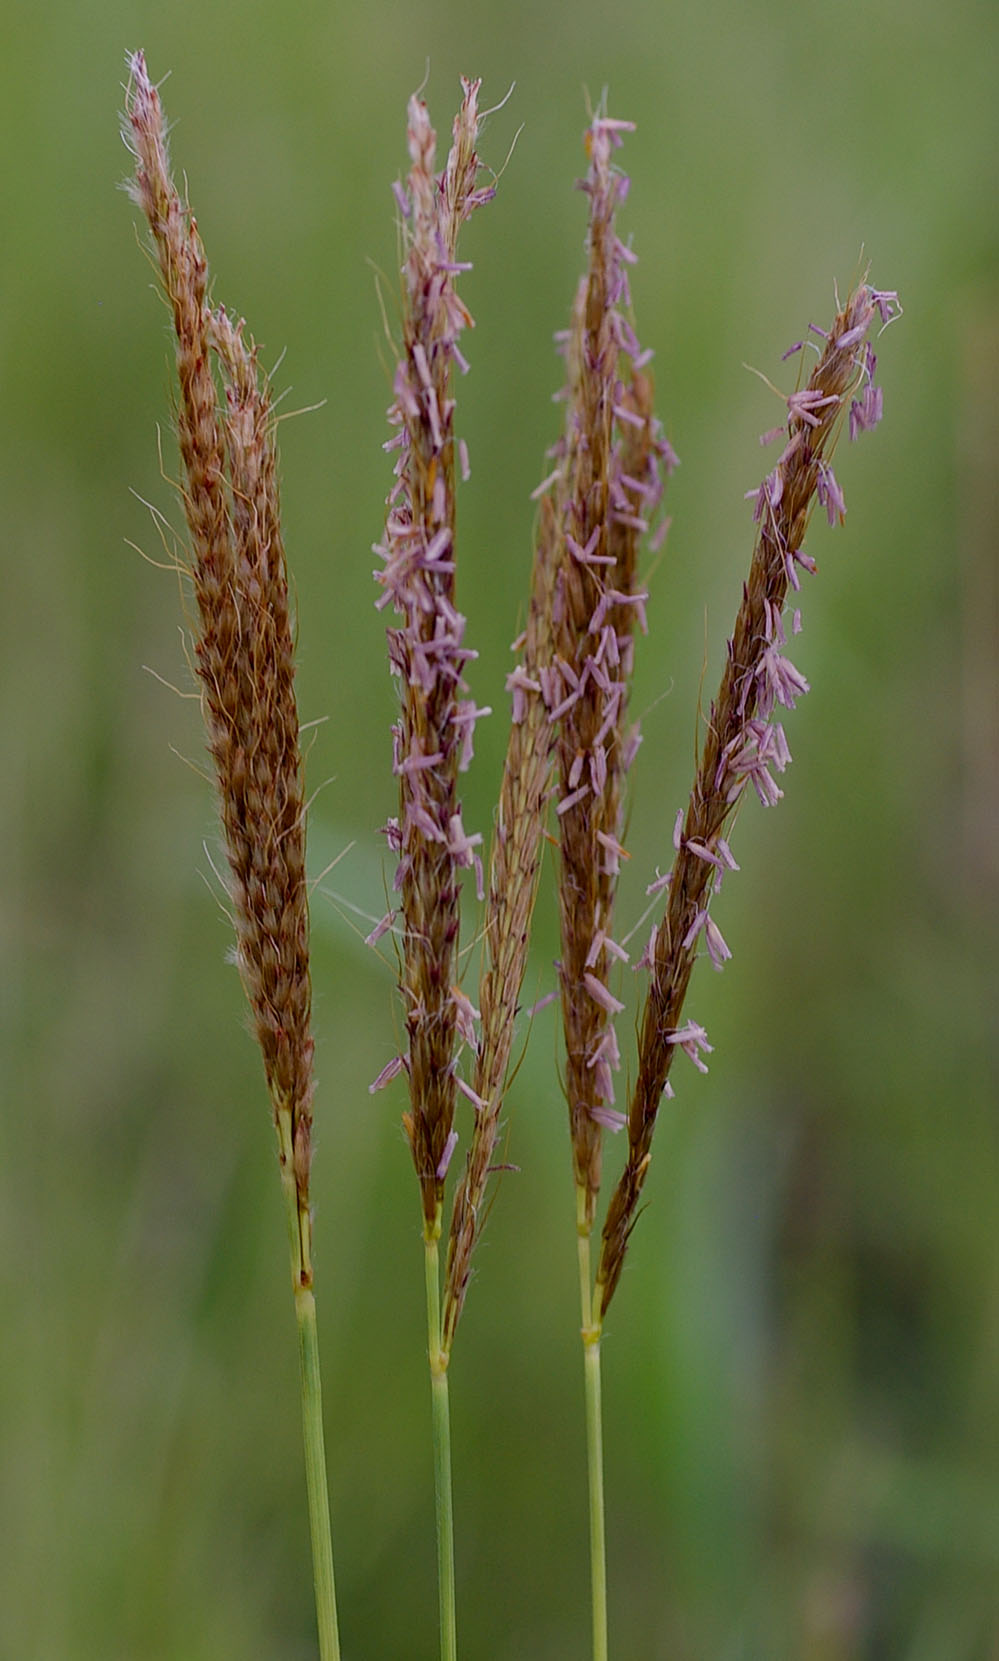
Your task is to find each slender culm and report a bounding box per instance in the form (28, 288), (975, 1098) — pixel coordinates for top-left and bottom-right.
(596, 279), (902, 1316)
(123, 52), (340, 1659)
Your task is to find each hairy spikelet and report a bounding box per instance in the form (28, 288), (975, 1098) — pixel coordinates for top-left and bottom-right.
(372, 82), (494, 1231)
(597, 279), (901, 1314)
(208, 307), (314, 1190)
(125, 52), (315, 1249)
(547, 112), (674, 1230)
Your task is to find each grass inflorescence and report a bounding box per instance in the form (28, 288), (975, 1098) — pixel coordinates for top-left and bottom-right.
(124, 52), (899, 1661)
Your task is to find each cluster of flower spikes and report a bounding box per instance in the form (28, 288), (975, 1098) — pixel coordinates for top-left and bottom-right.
(370, 82), (496, 1221)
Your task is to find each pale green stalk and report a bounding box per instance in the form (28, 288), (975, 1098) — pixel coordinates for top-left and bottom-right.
(278, 1111), (341, 1661)
(425, 1223), (457, 1661)
(577, 1187), (608, 1661)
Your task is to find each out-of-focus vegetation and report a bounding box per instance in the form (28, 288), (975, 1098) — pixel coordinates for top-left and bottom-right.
(2, 2), (995, 1656)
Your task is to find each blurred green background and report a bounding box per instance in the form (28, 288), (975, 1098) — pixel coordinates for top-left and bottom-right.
(2, 0), (996, 1656)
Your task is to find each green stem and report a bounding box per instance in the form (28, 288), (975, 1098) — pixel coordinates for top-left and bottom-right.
(295, 1286), (341, 1661)
(577, 1193), (608, 1661)
(425, 1226), (457, 1661)
(279, 1115), (341, 1661)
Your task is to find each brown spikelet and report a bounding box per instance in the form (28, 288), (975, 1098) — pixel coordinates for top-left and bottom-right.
(208, 307), (314, 1179)
(125, 56), (236, 718)
(555, 259), (618, 1229)
(124, 52), (314, 1269)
